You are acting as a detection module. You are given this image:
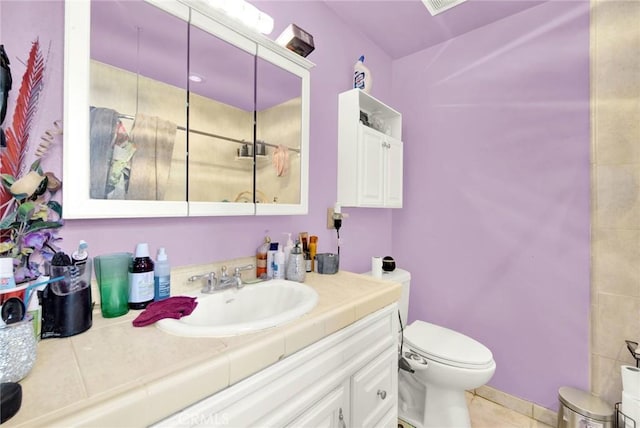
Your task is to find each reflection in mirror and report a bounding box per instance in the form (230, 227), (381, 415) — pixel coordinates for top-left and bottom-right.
(256, 56), (303, 205)
(89, 0), (188, 201)
(187, 20), (255, 204)
(65, 0), (312, 218)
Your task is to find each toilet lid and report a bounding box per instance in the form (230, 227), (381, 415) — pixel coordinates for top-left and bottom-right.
(403, 320), (494, 368)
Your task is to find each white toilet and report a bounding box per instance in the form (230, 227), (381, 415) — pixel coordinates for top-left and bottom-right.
(372, 269), (496, 428)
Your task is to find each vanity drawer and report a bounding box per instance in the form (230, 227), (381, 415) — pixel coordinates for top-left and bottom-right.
(351, 347), (397, 428)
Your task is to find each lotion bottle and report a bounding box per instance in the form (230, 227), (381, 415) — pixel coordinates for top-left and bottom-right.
(309, 236), (318, 272)
(129, 243), (154, 309)
(283, 232), (294, 267)
(267, 242), (279, 279)
(274, 247), (285, 280)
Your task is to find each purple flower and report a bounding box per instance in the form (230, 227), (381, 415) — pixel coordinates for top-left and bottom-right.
(23, 231), (48, 250)
(13, 263), (39, 284)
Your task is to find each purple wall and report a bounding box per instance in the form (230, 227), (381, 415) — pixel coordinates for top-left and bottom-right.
(1, 0), (591, 411)
(391, 1), (591, 409)
(1, 0), (394, 274)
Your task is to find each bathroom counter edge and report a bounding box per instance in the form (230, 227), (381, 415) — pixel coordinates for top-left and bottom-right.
(5, 270), (401, 427)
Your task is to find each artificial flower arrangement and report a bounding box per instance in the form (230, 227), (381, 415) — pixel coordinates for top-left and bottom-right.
(0, 40), (64, 283)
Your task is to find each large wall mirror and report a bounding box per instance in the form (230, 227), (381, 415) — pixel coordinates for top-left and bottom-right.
(63, 0), (312, 219)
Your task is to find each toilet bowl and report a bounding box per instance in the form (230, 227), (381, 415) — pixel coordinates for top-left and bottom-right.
(365, 268), (496, 428)
(400, 320), (496, 428)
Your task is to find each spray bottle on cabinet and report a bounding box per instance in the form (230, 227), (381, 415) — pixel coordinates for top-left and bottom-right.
(354, 55), (372, 94)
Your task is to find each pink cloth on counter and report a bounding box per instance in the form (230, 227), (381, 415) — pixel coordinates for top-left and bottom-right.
(132, 296), (198, 327)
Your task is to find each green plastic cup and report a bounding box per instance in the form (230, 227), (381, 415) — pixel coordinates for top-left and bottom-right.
(94, 253), (132, 318)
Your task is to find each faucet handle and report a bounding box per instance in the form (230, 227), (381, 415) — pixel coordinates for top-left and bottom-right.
(188, 271), (217, 293)
(233, 264), (254, 276)
(220, 265), (229, 279)
(232, 264), (254, 289)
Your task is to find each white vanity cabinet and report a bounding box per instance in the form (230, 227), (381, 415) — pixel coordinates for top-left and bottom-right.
(338, 89), (403, 208)
(152, 304), (398, 428)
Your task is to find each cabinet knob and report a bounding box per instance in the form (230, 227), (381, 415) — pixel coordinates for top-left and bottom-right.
(377, 389), (387, 400)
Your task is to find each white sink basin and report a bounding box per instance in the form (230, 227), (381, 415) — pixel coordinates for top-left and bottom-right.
(156, 280), (318, 337)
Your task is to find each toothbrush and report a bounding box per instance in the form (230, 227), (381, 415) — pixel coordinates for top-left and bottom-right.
(72, 240), (89, 266)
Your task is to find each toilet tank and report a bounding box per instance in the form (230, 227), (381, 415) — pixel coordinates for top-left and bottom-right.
(363, 268), (411, 326)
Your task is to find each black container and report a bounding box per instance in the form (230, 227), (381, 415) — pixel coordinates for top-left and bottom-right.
(0, 382), (22, 424)
(382, 256), (396, 272)
(39, 281), (92, 339)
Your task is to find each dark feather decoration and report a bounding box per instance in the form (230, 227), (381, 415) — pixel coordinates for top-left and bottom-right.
(0, 39), (45, 220)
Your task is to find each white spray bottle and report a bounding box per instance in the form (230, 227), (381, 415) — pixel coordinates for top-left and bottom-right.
(354, 55), (372, 94)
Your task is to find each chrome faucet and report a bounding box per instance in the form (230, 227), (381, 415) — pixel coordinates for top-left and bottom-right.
(189, 264), (254, 293)
(218, 264), (254, 290)
(188, 271), (218, 294)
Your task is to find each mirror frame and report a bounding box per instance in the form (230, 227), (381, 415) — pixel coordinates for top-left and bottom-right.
(63, 0), (313, 219)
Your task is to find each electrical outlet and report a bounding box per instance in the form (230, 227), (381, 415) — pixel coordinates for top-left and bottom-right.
(327, 207), (335, 229)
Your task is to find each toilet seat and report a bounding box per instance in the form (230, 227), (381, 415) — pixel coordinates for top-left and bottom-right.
(404, 320), (494, 370)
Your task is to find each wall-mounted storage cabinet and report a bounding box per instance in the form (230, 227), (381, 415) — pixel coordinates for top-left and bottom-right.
(337, 89), (403, 208)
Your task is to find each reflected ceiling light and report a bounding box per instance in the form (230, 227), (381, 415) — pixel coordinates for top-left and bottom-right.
(421, 0), (468, 16)
(189, 74), (204, 83)
(194, 0), (274, 35)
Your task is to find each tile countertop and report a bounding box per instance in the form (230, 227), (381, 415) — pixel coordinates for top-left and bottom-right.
(5, 266), (401, 428)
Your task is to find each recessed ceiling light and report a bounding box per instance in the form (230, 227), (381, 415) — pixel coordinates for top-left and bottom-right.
(189, 74), (204, 83)
(421, 0), (468, 16)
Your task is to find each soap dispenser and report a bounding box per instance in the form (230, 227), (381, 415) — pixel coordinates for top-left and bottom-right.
(286, 241), (306, 283)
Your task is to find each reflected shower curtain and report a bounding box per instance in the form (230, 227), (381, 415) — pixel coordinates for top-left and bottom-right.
(127, 113), (177, 200)
(89, 106), (136, 199)
(89, 107), (119, 199)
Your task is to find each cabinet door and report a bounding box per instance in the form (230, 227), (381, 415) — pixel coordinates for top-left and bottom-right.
(357, 125), (386, 206)
(286, 381), (349, 428)
(351, 348), (397, 428)
(384, 137), (403, 208)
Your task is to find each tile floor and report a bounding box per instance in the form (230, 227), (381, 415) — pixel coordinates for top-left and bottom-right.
(398, 394), (556, 428)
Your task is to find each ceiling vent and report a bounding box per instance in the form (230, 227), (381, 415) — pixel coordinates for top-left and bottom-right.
(421, 0), (469, 16)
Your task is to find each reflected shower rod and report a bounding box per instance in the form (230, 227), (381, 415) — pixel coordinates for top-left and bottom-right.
(118, 113), (300, 153)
